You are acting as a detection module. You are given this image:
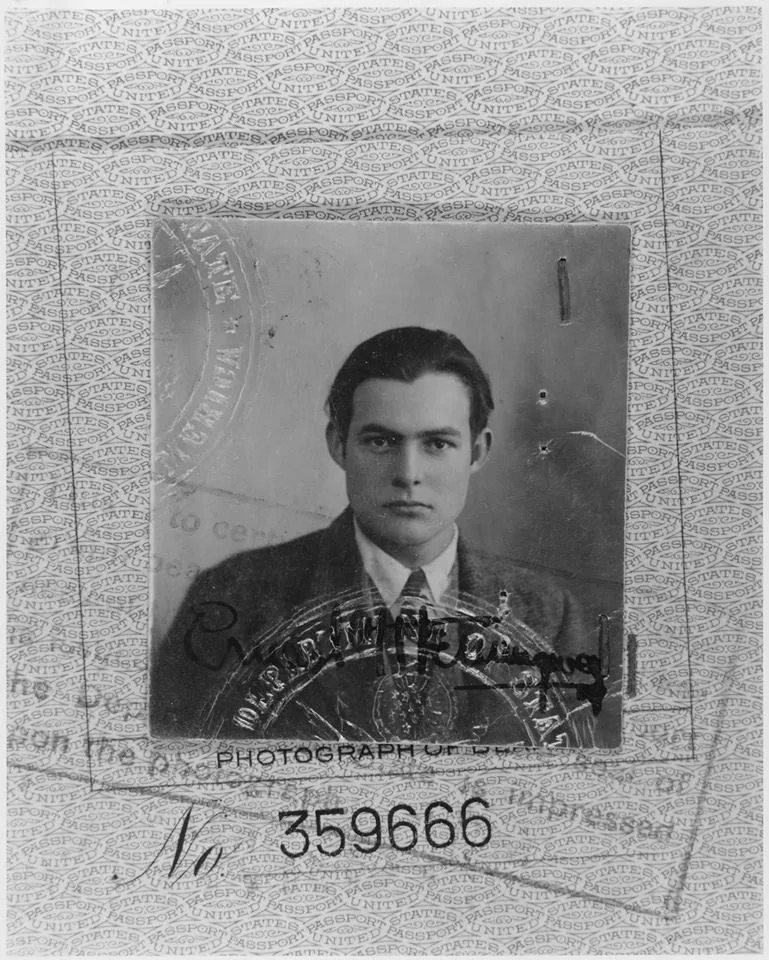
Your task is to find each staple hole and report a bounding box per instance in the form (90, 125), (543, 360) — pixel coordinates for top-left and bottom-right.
(537, 389), (548, 405)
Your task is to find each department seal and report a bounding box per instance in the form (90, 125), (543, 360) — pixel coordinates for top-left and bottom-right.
(153, 219), (258, 492)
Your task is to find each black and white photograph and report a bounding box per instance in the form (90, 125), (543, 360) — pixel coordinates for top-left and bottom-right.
(150, 220), (629, 745)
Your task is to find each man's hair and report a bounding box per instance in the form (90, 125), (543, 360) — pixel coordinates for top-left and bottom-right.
(326, 326), (494, 441)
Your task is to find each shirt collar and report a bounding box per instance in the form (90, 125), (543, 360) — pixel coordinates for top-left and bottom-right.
(353, 517), (458, 610)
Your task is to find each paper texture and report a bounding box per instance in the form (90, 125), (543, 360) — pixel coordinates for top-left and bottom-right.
(6, 7), (761, 954)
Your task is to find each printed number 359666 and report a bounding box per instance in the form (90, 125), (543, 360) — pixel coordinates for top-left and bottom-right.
(278, 798), (491, 858)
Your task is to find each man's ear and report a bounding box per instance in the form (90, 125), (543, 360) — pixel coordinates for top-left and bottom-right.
(469, 428), (492, 474)
(326, 421), (346, 470)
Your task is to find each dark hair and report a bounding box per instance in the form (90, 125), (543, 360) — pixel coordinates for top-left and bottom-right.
(326, 326), (494, 441)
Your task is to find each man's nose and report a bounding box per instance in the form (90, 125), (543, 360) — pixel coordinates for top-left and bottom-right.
(392, 442), (423, 487)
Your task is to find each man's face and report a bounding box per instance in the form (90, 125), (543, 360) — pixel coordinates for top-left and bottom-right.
(327, 372), (491, 564)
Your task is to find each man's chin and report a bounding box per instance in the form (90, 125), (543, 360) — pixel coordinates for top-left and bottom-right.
(367, 515), (442, 549)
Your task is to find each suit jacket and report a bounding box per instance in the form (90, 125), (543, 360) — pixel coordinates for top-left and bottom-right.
(151, 508), (589, 739)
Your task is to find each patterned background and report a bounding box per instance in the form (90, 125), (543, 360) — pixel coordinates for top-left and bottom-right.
(6, 6), (761, 954)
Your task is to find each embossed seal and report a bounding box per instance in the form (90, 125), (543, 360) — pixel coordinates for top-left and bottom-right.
(153, 219), (257, 489)
(372, 668), (456, 741)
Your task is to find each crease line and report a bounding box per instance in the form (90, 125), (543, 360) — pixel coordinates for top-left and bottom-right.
(50, 149), (95, 792)
(563, 431), (624, 458)
(657, 128), (696, 759)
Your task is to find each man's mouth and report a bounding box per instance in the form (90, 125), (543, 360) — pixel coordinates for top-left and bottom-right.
(384, 500), (431, 511)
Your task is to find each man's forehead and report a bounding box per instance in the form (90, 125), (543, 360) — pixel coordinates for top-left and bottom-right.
(349, 372), (472, 429)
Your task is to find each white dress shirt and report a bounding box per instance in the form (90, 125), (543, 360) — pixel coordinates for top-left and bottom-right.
(353, 518), (458, 615)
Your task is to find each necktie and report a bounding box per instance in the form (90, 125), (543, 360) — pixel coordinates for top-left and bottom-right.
(392, 568), (433, 733)
(393, 569), (431, 671)
(398, 568), (431, 610)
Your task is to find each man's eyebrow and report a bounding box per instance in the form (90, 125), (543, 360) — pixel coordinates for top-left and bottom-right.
(357, 423), (402, 436)
(356, 423), (463, 438)
(419, 427), (463, 438)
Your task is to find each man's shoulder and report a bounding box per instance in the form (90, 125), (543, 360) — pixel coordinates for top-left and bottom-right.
(459, 542), (585, 653)
(168, 509), (359, 636)
(460, 542), (567, 600)
(204, 524), (329, 585)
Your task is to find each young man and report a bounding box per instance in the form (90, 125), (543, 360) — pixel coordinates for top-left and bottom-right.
(151, 327), (588, 739)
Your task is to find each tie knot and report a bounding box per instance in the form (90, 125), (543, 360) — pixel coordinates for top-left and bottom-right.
(400, 568), (430, 602)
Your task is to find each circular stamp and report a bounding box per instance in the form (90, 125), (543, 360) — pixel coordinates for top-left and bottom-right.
(208, 589), (598, 746)
(152, 219), (258, 491)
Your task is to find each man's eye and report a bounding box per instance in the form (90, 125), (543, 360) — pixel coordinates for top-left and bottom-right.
(367, 437), (392, 449)
(427, 439), (451, 451)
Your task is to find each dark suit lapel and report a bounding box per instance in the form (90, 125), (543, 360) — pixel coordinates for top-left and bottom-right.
(309, 507), (365, 600)
(457, 534), (483, 596)
(454, 534), (480, 655)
